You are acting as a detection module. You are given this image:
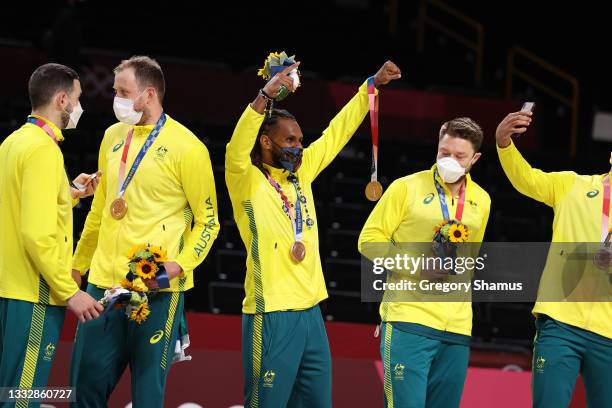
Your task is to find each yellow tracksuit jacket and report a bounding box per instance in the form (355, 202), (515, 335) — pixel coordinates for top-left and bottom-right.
(73, 115), (219, 291)
(359, 167), (491, 336)
(226, 80), (373, 314)
(0, 116), (79, 305)
(498, 141), (611, 339)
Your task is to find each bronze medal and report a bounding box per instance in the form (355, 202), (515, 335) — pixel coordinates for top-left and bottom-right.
(110, 198), (128, 220)
(593, 248), (612, 270)
(365, 180), (383, 201)
(290, 241), (306, 263)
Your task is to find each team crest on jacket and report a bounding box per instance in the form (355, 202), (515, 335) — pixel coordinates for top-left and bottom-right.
(155, 146), (169, 160)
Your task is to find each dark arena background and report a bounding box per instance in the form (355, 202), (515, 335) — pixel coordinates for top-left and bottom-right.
(1, 1), (610, 407)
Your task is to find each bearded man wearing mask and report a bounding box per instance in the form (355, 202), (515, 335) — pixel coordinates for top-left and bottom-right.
(358, 118), (491, 408)
(226, 60), (401, 407)
(69, 56), (219, 407)
(0, 63), (103, 394)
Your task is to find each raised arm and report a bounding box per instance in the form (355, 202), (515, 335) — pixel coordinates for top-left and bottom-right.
(225, 62), (300, 176)
(496, 111), (576, 207)
(302, 61), (401, 180)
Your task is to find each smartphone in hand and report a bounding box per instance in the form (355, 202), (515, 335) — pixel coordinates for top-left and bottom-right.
(73, 170), (102, 192)
(521, 102), (535, 113)
(513, 102), (535, 138)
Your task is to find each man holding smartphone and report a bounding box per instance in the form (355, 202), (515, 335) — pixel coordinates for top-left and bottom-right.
(496, 109), (612, 408)
(0, 63), (103, 396)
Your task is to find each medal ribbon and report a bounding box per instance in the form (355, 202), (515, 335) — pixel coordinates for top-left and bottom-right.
(27, 116), (75, 188)
(288, 176), (304, 242)
(117, 113), (166, 199)
(367, 76), (379, 183)
(26, 116), (59, 144)
(265, 172), (303, 242)
(602, 174), (610, 243)
(434, 174), (466, 222)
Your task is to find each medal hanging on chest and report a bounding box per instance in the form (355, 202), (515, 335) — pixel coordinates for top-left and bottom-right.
(265, 172), (313, 263)
(111, 114), (166, 220)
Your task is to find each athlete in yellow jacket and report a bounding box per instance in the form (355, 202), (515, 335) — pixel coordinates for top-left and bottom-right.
(70, 56), (219, 408)
(359, 118), (490, 408)
(227, 60), (401, 407)
(0, 63), (102, 396)
(496, 111), (612, 408)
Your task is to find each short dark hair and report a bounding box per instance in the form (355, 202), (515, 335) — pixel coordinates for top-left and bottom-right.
(251, 109), (297, 167)
(28, 63), (79, 110)
(114, 55), (165, 102)
(439, 117), (483, 151)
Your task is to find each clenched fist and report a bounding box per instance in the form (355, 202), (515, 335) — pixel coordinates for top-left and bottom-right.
(373, 60), (402, 87)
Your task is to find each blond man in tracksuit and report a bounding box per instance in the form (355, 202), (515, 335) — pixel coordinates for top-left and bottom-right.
(359, 118), (491, 408)
(70, 56), (219, 407)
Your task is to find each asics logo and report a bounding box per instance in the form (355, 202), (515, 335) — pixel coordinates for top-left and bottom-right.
(149, 330), (164, 344)
(112, 140), (125, 152)
(587, 190), (599, 198)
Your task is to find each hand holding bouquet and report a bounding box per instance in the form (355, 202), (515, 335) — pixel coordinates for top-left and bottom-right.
(98, 244), (170, 324)
(431, 220), (470, 275)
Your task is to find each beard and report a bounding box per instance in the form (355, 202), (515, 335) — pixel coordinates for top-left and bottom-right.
(271, 147), (283, 168)
(60, 104), (71, 129)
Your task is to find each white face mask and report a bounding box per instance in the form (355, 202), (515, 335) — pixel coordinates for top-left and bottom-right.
(436, 157), (467, 183)
(113, 96), (143, 125)
(65, 102), (84, 129)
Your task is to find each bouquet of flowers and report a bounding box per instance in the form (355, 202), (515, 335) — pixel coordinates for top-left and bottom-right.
(98, 244), (170, 324)
(257, 51), (300, 101)
(432, 220), (470, 274)
(433, 220), (469, 244)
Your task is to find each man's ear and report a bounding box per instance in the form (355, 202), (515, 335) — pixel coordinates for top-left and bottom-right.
(146, 87), (157, 104)
(471, 152), (482, 165)
(260, 134), (273, 151)
(54, 91), (68, 110)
